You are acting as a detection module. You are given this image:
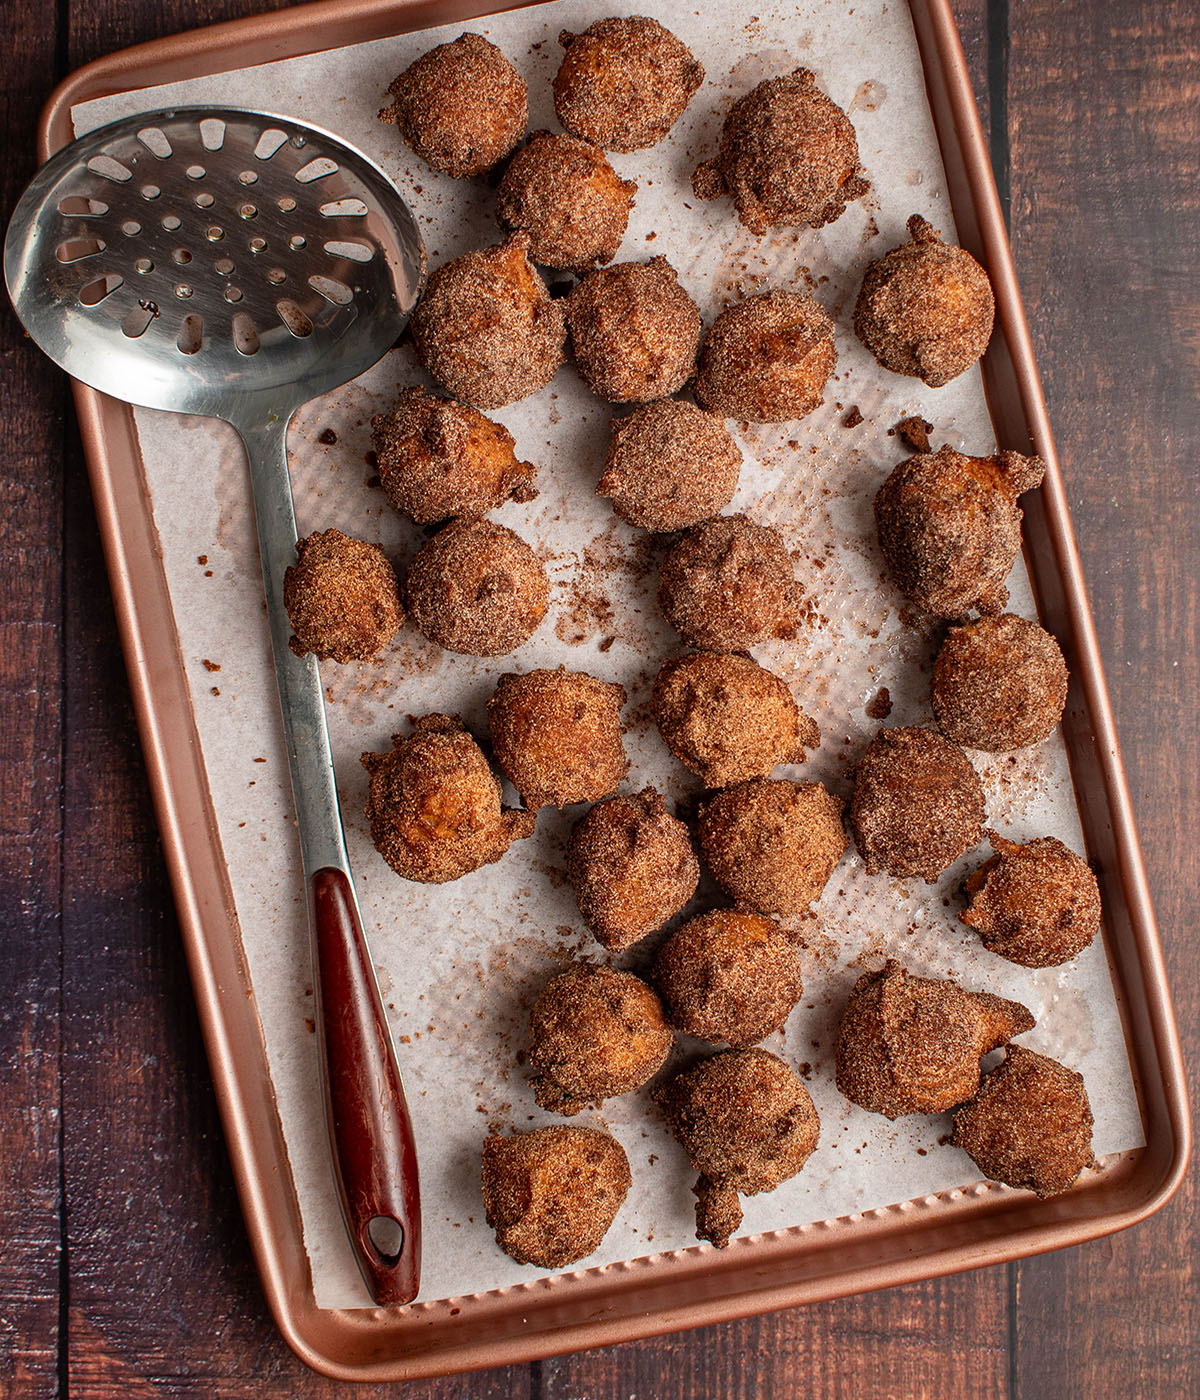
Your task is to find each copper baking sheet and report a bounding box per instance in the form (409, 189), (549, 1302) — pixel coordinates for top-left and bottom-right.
(40, 0), (1189, 1381)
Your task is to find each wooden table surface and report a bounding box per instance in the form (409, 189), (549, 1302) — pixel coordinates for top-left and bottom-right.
(2, 1), (1196, 1395)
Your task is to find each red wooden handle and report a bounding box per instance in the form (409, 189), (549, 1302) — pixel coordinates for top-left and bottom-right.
(310, 867), (421, 1305)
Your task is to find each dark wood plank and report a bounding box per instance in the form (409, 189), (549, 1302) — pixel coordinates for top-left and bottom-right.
(1004, 2), (1200, 1393)
(0, 0), (65, 1392)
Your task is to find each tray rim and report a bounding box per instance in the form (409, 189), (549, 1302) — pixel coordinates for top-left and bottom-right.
(40, 0), (1191, 1381)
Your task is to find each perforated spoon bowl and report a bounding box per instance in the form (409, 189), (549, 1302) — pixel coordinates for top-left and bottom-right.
(5, 106), (426, 1305)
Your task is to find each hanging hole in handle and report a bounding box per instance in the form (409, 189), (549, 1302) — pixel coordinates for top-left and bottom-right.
(136, 126), (173, 159)
(86, 154), (132, 183)
(365, 1216), (405, 1264)
(58, 195), (109, 217)
(253, 128), (288, 161)
(199, 118), (226, 151)
(177, 313), (203, 354)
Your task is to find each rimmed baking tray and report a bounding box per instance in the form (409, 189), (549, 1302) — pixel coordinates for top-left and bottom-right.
(39, 0), (1189, 1381)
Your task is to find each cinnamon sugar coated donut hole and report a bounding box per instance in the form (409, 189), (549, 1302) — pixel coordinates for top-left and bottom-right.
(653, 651), (820, 787)
(554, 17), (704, 153)
(361, 715), (536, 884)
(961, 834), (1100, 967)
(481, 1125), (631, 1268)
(850, 726), (985, 882)
(952, 1046), (1094, 1196)
(931, 613), (1069, 751)
(694, 290), (837, 423)
(658, 514), (800, 651)
(835, 960), (1035, 1119)
(283, 529), (402, 663)
(874, 446), (1045, 617)
(655, 1048), (819, 1247)
(528, 962), (673, 1115)
(693, 68), (869, 233)
(698, 779), (848, 917)
(404, 519), (548, 657)
(567, 788), (699, 953)
(488, 669), (627, 809)
(380, 33), (527, 178)
(654, 911), (803, 1047)
(496, 131), (636, 271)
(567, 259), (702, 403)
(371, 388), (537, 525)
(598, 400), (740, 532)
(855, 214), (995, 387)
(410, 233), (565, 411)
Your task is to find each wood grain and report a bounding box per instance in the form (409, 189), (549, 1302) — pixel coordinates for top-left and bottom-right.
(0, 0), (1194, 1396)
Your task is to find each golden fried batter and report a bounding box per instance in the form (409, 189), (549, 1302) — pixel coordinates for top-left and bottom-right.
(371, 387), (537, 525)
(931, 613), (1069, 751)
(855, 215), (995, 387)
(835, 960), (1035, 1118)
(874, 446), (1046, 617)
(698, 779), (847, 917)
(529, 962), (673, 1115)
(653, 651), (820, 787)
(654, 911), (803, 1047)
(410, 233), (566, 411)
(658, 514), (800, 651)
(694, 290), (836, 423)
(284, 528), (402, 663)
(361, 714), (536, 883)
(497, 130), (635, 271)
(481, 1124), (631, 1268)
(568, 788), (699, 953)
(849, 726), (985, 882)
(566, 258), (701, 403)
(404, 519), (548, 657)
(554, 17), (703, 152)
(655, 1048), (819, 1247)
(598, 400), (740, 532)
(380, 33), (527, 178)
(488, 668), (627, 810)
(962, 833), (1100, 968)
(693, 68), (868, 233)
(952, 1046), (1094, 1196)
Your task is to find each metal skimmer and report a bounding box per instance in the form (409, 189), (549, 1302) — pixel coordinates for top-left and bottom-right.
(5, 106), (426, 1305)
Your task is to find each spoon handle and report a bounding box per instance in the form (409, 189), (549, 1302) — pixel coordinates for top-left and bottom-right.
(238, 414), (421, 1305)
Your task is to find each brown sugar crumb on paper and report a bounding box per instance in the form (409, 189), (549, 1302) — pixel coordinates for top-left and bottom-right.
(866, 686), (893, 719)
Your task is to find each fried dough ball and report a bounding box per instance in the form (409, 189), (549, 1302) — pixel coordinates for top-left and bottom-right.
(361, 715), (536, 883)
(284, 529), (402, 663)
(496, 131), (635, 271)
(529, 962), (673, 1115)
(654, 911), (803, 1047)
(932, 613), (1069, 751)
(835, 960), (1035, 1119)
(568, 788), (699, 953)
(655, 1048), (819, 1247)
(404, 519), (548, 656)
(953, 1046), (1094, 1196)
(693, 68), (869, 234)
(567, 259), (701, 403)
(598, 400), (740, 532)
(380, 33), (527, 178)
(653, 652), (820, 788)
(554, 17), (704, 153)
(698, 779), (847, 917)
(694, 290), (836, 423)
(410, 233), (566, 411)
(850, 726), (985, 882)
(658, 514), (800, 651)
(488, 669), (627, 809)
(962, 834), (1100, 968)
(371, 388), (537, 525)
(874, 446), (1046, 617)
(855, 214), (995, 387)
(481, 1125), (631, 1268)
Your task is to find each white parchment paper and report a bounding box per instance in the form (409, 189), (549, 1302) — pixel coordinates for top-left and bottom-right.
(74, 0), (1143, 1310)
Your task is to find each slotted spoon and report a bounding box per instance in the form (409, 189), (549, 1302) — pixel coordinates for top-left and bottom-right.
(5, 106), (426, 1305)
